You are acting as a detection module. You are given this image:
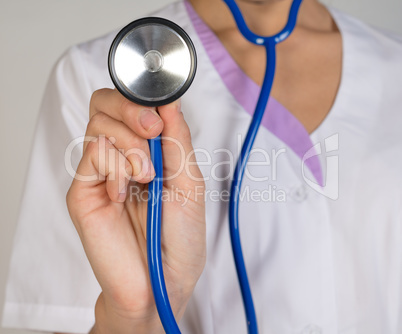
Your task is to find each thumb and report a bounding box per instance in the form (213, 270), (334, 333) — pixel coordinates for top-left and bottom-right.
(157, 99), (204, 190)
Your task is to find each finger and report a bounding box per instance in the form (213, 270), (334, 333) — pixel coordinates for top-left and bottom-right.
(67, 140), (150, 310)
(89, 88), (164, 139)
(73, 136), (132, 204)
(84, 111), (154, 183)
(104, 145), (132, 203)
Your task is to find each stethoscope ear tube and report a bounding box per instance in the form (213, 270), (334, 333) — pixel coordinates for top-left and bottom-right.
(223, 0), (303, 45)
(224, 1), (303, 334)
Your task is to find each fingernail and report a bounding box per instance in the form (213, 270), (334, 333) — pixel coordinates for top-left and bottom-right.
(131, 164), (140, 179)
(128, 155), (140, 178)
(141, 157), (150, 179)
(140, 157), (155, 179)
(149, 160), (156, 178)
(139, 109), (162, 132)
(118, 188), (126, 202)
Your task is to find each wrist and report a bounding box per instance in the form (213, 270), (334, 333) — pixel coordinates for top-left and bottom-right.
(93, 293), (164, 334)
(92, 291), (191, 334)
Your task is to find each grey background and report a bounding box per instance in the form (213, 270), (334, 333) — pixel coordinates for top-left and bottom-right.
(1, 1), (401, 333)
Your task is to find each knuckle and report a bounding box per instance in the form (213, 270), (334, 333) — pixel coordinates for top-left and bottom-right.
(120, 97), (141, 123)
(85, 138), (99, 155)
(119, 140), (144, 163)
(125, 136), (144, 151)
(89, 89), (104, 110)
(91, 88), (108, 100)
(120, 96), (134, 115)
(88, 111), (108, 130)
(123, 160), (133, 177)
(89, 88), (113, 118)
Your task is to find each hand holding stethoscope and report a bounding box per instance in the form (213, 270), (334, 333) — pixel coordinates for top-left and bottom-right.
(67, 49), (206, 334)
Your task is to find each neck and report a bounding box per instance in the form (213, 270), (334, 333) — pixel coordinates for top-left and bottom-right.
(188, 0), (334, 37)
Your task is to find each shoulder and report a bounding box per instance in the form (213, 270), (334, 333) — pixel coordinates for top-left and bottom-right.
(326, 8), (402, 156)
(329, 6), (402, 44)
(329, 6), (402, 63)
(329, 7), (402, 110)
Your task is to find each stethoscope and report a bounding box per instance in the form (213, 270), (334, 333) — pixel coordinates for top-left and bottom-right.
(108, 0), (303, 333)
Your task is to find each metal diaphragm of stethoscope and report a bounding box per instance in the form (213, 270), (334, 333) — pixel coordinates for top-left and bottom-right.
(108, 1), (303, 333)
(108, 17), (197, 106)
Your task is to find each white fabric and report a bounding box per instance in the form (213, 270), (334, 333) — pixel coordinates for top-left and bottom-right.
(2, 1), (402, 333)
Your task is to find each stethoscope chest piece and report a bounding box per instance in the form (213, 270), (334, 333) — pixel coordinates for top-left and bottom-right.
(108, 17), (197, 106)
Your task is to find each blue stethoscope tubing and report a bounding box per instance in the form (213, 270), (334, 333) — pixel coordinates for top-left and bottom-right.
(224, 1), (303, 334)
(147, 137), (182, 332)
(146, 0), (303, 333)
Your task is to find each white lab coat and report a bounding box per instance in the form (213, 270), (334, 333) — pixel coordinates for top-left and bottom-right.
(3, 1), (402, 333)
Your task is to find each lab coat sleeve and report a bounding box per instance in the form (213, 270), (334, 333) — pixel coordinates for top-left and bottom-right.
(2, 46), (102, 333)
